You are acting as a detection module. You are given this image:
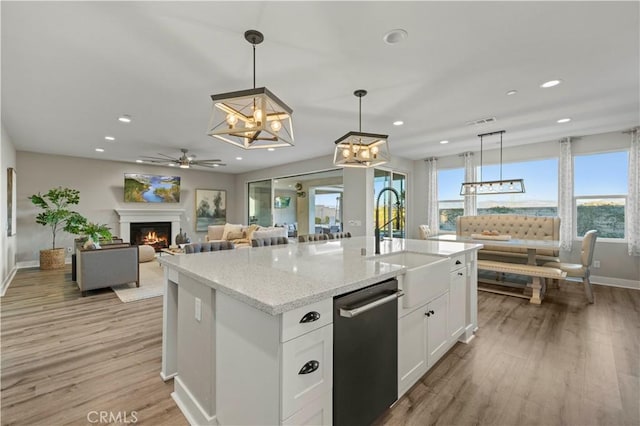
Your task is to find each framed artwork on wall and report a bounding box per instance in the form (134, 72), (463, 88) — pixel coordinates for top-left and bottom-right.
(7, 167), (16, 236)
(195, 189), (227, 232)
(124, 173), (181, 203)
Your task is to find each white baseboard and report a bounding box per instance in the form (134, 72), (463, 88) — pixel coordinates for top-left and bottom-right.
(16, 257), (73, 270)
(1, 266), (18, 297)
(173, 376), (218, 426)
(592, 275), (640, 290)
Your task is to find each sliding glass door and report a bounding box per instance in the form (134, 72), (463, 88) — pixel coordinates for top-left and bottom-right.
(248, 179), (273, 226)
(374, 169), (406, 238)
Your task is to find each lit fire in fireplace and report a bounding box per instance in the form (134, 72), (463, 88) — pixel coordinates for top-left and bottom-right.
(143, 231), (168, 246)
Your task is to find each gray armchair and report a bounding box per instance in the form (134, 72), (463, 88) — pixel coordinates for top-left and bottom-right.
(76, 244), (139, 296)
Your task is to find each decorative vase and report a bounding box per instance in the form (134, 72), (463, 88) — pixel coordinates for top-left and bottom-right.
(39, 248), (66, 270)
(175, 228), (189, 245)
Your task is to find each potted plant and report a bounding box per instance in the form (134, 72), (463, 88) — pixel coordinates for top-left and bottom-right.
(76, 219), (113, 249)
(29, 187), (86, 270)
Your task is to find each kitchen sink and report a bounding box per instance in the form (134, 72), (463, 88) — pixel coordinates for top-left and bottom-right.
(368, 251), (451, 308)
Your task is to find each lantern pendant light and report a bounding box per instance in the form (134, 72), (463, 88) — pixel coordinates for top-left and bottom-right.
(207, 30), (294, 150)
(333, 89), (390, 168)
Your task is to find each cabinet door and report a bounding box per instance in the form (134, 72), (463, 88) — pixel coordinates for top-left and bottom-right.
(449, 267), (467, 341)
(427, 292), (449, 367)
(398, 307), (428, 397)
(281, 391), (331, 426)
(281, 325), (333, 420)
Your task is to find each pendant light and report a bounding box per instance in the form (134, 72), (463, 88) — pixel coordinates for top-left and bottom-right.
(207, 30), (294, 150)
(333, 89), (390, 168)
(460, 130), (525, 195)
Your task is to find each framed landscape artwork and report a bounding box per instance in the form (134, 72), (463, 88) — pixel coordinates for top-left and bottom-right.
(7, 167), (16, 236)
(196, 189), (227, 232)
(124, 173), (180, 203)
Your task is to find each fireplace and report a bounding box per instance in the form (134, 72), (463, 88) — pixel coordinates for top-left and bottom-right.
(130, 222), (171, 252)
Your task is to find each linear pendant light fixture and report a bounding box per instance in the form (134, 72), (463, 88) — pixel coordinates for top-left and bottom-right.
(207, 30), (294, 150)
(460, 130), (525, 195)
(333, 89), (390, 168)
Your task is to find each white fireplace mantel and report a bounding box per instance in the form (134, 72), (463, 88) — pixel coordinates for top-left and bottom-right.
(115, 209), (185, 245)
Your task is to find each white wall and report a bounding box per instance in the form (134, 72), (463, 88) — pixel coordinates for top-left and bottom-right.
(1, 126), (18, 294)
(16, 152), (237, 265)
(273, 189), (297, 226)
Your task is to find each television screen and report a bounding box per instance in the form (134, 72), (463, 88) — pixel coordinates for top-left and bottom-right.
(274, 196), (291, 209)
(124, 173), (181, 203)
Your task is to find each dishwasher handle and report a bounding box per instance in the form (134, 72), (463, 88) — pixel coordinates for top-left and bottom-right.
(339, 290), (404, 318)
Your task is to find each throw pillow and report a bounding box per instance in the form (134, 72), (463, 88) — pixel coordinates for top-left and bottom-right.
(221, 223), (243, 240)
(226, 230), (245, 241)
(245, 224), (260, 240)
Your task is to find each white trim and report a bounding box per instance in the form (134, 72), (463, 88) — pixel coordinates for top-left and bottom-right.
(172, 376), (218, 426)
(592, 276), (640, 290)
(1, 266), (17, 297)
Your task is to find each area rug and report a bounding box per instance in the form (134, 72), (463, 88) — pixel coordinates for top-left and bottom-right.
(111, 260), (164, 303)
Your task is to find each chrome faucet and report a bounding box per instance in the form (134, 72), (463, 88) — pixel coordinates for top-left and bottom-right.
(375, 187), (403, 254)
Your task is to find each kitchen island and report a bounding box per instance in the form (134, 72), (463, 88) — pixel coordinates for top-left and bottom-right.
(158, 236), (482, 425)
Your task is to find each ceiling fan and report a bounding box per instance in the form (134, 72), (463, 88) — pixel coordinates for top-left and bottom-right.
(139, 148), (226, 169)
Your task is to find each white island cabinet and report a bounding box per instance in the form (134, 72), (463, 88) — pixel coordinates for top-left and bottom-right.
(159, 237), (481, 425)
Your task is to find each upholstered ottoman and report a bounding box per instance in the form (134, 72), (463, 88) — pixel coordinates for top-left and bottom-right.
(138, 244), (156, 263)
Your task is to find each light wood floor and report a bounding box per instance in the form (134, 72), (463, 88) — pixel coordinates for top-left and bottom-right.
(2, 267), (639, 426)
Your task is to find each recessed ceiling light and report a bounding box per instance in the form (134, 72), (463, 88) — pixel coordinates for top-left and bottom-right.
(136, 160), (143, 163)
(267, 148), (275, 151)
(95, 148), (104, 152)
(383, 29), (408, 45)
(168, 163), (175, 167)
(540, 79), (562, 88)
(105, 136), (115, 141)
(557, 118), (571, 123)
(440, 140), (449, 144)
(235, 156), (243, 160)
(213, 164), (219, 167)
(506, 90), (518, 96)
(393, 120), (404, 126)
(118, 114), (132, 123)
(274, 179), (279, 183)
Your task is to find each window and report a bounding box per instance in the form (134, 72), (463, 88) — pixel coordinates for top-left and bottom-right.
(574, 151), (628, 239)
(476, 158), (558, 217)
(438, 168), (464, 232)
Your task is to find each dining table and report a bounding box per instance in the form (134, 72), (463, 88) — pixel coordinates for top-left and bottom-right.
(426, 234), (561, 265)
(427, 234), (563, 300)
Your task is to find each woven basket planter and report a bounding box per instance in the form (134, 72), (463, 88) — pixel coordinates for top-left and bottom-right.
(39, 248), (66, 270)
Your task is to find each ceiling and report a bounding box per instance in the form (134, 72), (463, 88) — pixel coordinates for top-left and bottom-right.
(2, 1), (638, 174)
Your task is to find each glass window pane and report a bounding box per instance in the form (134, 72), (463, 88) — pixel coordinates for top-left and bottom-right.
(575, 151), (628, 196)
(438, 168), (464, 200)
(576, 197), (625, 238)
(248, 179), (272, 226)
(477, 158), (558, 216)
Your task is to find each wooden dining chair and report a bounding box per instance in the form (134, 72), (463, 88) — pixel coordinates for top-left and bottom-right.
(544, 229), (598, 303)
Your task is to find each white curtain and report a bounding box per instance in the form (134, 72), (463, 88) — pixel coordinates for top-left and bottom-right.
(558, 137), (573, 251)
(463, 152), (477, 216)
(627, 128), (640, 256)
(425, 158), (439, 233)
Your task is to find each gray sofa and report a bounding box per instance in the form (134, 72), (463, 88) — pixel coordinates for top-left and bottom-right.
(76, 244), (139, 296)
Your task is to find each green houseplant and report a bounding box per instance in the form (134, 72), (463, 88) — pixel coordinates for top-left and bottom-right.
(29, 187), (87, 269)
(73, 218), (113, 249)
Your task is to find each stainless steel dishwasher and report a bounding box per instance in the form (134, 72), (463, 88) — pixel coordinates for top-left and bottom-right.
(333, 278), (402, 426)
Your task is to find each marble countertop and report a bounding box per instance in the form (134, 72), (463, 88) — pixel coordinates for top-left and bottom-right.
(158, 236), (482, 315)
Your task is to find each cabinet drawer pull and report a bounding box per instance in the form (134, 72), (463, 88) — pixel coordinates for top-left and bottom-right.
(458, 272), (464, 276)
(298, 360), (319, 375)
(425, 310), (435, 317)
(455, 260), (462, 265)
(300, 311), (321, 323)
